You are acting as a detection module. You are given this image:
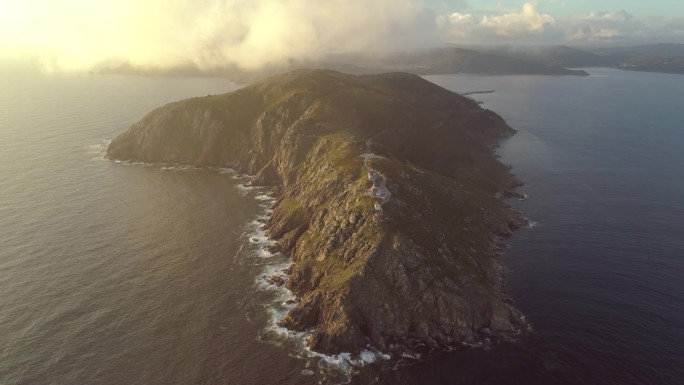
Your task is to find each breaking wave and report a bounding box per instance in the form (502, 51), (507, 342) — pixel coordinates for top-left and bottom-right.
(243, 190), (391, 384)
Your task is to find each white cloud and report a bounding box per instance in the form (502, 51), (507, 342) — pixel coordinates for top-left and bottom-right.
(0, 0), (435, 73)
(437, 4), (683, 46)
(666, 18), (684, 35)
(438, 3), (556, 43)
(566, 10), (642, 43)
(2, 0), (682, 74)
(480, 3), (555, 37)
(584, 10), (633, 22)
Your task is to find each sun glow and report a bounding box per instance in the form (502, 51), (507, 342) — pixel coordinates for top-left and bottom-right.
(0, 0), (432, 74)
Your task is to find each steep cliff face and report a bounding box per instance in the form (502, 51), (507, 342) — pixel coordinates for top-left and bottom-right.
(107, 69), (528, 355)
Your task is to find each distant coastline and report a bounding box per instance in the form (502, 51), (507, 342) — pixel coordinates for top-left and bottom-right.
(96, 44), (684, 84)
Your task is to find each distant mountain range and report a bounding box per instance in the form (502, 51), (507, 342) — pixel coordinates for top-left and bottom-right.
(97, 43), (684, 83)
(373, 47), (589, 76)
(492, 44), (684, 74)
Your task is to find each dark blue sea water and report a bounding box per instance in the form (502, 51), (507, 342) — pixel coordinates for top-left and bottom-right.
(0, 69), (682, 385)
(391, 69), (684, 385)
(0, 75), (322, 385)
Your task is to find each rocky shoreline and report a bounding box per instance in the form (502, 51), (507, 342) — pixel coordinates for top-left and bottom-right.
(106, 69), (530, 357)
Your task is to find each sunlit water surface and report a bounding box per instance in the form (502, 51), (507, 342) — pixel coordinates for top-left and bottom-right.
(1, 69), (682, 385)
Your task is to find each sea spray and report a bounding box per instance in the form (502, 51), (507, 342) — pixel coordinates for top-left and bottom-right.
(243, 189), (392, 383)
(113, 155), (392, 381)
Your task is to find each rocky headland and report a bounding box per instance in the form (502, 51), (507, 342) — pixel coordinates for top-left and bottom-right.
(106, 69), (529, 356)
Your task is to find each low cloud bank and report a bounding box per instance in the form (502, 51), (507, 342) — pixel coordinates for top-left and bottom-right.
(0, 1), (681, 74)
(0, 0), (435, 73)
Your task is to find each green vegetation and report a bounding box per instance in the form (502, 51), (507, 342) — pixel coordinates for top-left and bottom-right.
(107, 69), (528, 355)
(276, 197), (303, 217)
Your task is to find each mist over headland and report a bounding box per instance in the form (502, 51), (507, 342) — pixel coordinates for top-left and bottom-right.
(1, 1), (683, 75)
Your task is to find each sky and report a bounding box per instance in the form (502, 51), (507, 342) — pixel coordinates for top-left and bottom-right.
(429, 1), (684, 19)
(0, 0), (682, 73)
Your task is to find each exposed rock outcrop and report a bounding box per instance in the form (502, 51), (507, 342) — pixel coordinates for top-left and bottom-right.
(106, 69), (529, 356)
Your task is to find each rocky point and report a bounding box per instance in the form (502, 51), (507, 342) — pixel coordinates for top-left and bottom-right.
(106, 69), (529, 356)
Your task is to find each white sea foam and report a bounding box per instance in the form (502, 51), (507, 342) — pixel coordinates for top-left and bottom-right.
(108, 157), (244, 181)
(219, 169), (234, 175)
(255, 194), (276, 201)
(258, 209), (273, 220)
(256, 261), (292, 292)
(251, 239), (369, 378)
(255, 257), (391, 378)
(236, 183), (264, 196)
(86, 139), (112, 160)
(159, 165), (201, 172)
(400, 351), (421, 359)
(243, 185), (391, 381)
(257, 248), (276, 258)
(113, 160), (159, 168)
(86, 144), (103, 153)
(245, 218), (276, 247)
(359, 350), (391, 364)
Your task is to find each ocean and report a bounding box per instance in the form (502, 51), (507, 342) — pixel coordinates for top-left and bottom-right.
(0, 69), (682, 384)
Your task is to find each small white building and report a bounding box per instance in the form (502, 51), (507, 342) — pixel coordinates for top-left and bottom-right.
(368, 171), (379, 181)
(374, 202), (382, 211)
